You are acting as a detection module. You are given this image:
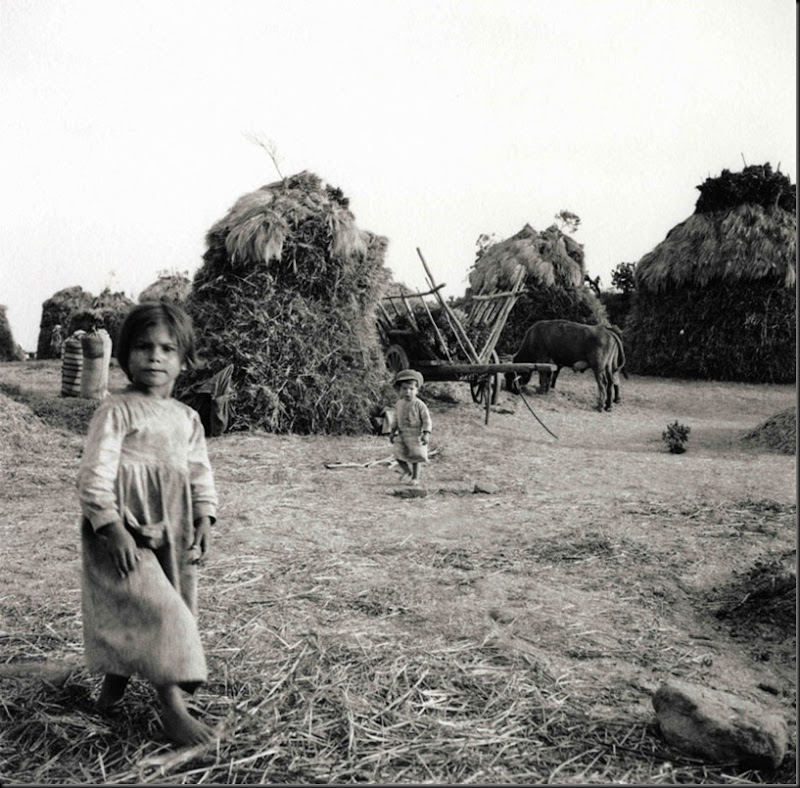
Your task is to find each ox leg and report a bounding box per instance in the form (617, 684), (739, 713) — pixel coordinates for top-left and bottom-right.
(595, 369), (612, 411)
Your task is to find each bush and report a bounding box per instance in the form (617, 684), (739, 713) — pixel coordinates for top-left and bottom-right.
(662, 421), (690, 453)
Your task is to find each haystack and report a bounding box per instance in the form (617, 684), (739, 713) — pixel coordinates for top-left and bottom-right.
(180, 171), (391, 435)
(0, 305), (24, 361)
(467, 223), (607, 355)
(36, 286), (94, 359)
(742, 407), (796, 455)
(138, 271), (192, 304)
(626, 164), (796, 382)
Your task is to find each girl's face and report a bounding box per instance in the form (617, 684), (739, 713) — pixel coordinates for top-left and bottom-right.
(127, 323), (184, 398)
(398, 380), (419, 400)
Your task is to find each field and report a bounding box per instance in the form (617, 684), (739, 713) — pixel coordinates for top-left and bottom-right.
(0, 360), (795, 785)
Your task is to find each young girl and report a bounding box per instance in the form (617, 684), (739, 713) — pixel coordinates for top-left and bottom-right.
(389, 369), (432, 486)
(77, 302), (218, 746)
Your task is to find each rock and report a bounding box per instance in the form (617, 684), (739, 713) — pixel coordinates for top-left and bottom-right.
(652, 679), (787, 769)
(473, 481), (500, 495)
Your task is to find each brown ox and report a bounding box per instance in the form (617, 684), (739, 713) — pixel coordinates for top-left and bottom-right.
(505, 320), (626, 411)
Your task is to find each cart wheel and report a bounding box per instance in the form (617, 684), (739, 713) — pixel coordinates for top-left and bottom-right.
(469, 375), (485, 404)
(386, 344), (410, 376)
(469, 353), (501, 405)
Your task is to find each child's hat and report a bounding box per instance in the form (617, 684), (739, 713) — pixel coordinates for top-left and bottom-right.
(393, 369), (424, 387)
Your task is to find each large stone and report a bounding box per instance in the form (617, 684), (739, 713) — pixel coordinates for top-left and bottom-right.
(652, 679), (787, 769)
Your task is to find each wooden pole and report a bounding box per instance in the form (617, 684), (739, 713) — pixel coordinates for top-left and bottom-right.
(416, 248), (481, 363)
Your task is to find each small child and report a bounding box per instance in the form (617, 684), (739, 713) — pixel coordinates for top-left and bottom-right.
(389, 369), (432, 486)
(77, 302), (218, 746)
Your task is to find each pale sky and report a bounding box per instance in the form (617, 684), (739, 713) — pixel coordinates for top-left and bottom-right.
(1, 0), (796, 352)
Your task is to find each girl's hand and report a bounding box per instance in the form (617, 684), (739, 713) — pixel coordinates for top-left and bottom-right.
(421, 431), (430, 445)
(189, 517), (212, 563)
(99, 521), (140, 578)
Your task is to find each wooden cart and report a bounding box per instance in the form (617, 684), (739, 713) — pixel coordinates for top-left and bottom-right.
(376, 249), (555, 424)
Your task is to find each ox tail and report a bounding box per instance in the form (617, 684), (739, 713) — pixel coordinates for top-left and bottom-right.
(606, 326), (628, 378)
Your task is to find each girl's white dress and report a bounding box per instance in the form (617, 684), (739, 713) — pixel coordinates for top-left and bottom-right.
(78, 391), (217, 689)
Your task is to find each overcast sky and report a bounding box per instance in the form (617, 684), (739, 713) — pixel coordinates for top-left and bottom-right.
(1, 0), (795, 352)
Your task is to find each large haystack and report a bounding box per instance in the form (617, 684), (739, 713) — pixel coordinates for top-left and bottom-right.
(626, 164), (796, 382)
(36, 286), (94, 359)
(180, 171), (391, 435)
(467, 223), (607, 355)
(138, 271), (192, 304)
(0, 305), (24, 361)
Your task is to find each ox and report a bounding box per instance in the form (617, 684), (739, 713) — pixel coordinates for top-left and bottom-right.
(505, 320), (626, 411)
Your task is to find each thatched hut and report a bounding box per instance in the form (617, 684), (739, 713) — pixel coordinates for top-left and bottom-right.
(138, 271), (192, 304)
(467, 223), (607, 356)
(0, 305), (24, 361)
(626, 164), (796, 382)
(180, 171), (392, 435)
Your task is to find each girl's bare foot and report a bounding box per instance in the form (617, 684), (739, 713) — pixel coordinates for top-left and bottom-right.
(157, 684), (215, 746)
(97, 674), (129, 711)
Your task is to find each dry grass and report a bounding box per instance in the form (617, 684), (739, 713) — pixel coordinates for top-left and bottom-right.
(0, 360), (796, 784)
(742, 407), (796, 455)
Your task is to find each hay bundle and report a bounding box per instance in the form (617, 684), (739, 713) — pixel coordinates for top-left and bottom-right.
(626, 165), (796, 382)
(467, 224), (606, 355)
(181, 171), (391, 435)
(138, 271), (192, 304)
(0, 305), (24, 361)
(36, 286), (94, 359)
(742, 407), (796, 455)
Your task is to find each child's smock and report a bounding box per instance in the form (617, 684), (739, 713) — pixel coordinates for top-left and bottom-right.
(393, 398), (433, 464)
(77, 391), (217, 689)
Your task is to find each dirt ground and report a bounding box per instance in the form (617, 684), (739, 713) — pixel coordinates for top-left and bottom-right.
(0, 360), (796, 783)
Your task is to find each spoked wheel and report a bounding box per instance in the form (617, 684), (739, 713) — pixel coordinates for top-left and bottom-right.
(468, 351), (500, 405)
(386, 344), (410, 376)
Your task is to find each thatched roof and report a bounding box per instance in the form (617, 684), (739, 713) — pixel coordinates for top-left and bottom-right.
(636, 203), (796, 292)
(468, 224), (585, 293)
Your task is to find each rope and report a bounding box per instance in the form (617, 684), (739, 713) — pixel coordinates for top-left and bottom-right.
(513, 376), (559, 440)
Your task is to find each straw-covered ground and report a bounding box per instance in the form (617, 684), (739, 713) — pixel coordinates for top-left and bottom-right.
(0, 360), (795, 785)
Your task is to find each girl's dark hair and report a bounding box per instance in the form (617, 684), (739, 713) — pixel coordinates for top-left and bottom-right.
(116, 301), (199, 379)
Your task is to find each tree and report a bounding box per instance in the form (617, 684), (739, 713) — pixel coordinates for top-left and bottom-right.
(554, 209), (581, 234)
(610, 262), (636, 294)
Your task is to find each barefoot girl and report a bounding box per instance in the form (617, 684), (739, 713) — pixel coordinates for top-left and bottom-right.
(389, 369), (432, 485)
(78, 302), (218, 745)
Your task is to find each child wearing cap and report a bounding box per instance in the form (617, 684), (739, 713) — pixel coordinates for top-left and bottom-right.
(389, 369), (432, 486)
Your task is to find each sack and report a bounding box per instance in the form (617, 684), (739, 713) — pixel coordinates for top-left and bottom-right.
(80, 329), (112, 400)
(60, 333), (85, 397)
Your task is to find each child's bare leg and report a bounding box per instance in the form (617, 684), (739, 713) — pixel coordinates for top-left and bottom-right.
(156, 683), (214, 745)
(396, 460), (411, 476)
(410, 463), (420, 484)
(97, 674), (129, 710)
